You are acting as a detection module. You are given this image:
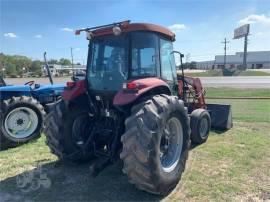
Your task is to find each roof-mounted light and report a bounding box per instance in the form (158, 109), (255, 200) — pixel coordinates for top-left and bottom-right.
(74, 20), (130, 37)
(112, 26), (122, 36)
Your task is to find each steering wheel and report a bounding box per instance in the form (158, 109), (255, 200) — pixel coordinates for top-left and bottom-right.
(24, 80), (35, 86)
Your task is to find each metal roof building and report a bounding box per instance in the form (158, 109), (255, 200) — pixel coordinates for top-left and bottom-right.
(196, 51), (270, 69)
(215, 51), (270, 69)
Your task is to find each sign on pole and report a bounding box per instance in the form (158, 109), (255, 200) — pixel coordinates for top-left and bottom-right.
(233, 24), (250, 39)
(233, 24), (250, 69)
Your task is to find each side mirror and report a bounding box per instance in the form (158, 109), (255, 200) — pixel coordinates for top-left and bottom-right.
(171, 51), (184, 70)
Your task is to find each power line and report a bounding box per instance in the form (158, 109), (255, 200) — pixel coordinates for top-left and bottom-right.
(221, 38), (230, 68)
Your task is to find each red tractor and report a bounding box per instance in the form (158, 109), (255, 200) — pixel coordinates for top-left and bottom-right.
(44, 21), (232, 195)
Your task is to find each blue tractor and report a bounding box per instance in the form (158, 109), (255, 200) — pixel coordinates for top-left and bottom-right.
(0, 53), (66, 150)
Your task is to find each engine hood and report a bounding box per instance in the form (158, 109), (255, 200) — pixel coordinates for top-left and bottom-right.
(0, 85), (31, 92)
(34, 84), (65, 96)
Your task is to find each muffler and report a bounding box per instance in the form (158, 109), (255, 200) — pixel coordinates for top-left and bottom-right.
(206, 103), (233, 130)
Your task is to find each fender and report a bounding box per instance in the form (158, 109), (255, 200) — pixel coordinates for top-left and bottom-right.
(62, 80), (86, 101)
(113, 78), (171, 106)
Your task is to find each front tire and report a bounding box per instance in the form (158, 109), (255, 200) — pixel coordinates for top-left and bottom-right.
(0, 96), (45, 150)
(190, 109), (211, 144)
(44, 100), (94, 162)
(120, 94), (190, 195)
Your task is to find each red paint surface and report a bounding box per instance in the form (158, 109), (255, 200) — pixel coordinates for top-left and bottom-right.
(62, 80), (86, 101)
(113, 78), (170, 106)
(93, 23), (175, 41)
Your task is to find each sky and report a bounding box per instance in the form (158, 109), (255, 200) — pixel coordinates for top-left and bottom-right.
(1, 0), (270, 63)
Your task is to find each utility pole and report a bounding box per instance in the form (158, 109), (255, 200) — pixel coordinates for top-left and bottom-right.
(243, 35), (248, 69)
(221, 38), (229, 69)
(70, 47), (74, 76)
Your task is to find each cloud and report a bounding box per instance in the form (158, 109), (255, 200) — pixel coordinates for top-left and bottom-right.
(168, 24), (186, 33)
(34, 34), (42, 38)
(239, 14), (270, 25)
(61, 27), (73, 32)
(4, 32), (17, 38)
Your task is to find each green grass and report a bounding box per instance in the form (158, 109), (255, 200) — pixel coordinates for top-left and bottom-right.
(0, 90), (270, 201)
(184, 70), (223, 77)
(173, 122), (270, 201)
(209, 99), (270, 122)
(206, 87), (270, 98)
(238, 71), (270, 76)
(184, 69), (270, 77)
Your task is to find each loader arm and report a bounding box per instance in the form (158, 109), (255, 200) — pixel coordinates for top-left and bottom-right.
(177, 75), (206, 109)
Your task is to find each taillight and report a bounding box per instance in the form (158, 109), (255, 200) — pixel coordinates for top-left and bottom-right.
(123, 82), (139, 90)
(66, 81), (76, 88)
(127, 82), (138, 90)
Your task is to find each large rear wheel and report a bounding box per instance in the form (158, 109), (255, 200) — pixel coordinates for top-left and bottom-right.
(120, 94), (190, 195)
(44, 100), (94, 162)
(0, 96), (45, 150)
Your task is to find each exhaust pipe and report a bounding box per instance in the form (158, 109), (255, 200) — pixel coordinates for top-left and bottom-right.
(206, 103), (233, 130)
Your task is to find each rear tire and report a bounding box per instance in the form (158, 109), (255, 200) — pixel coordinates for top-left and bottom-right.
(120, 94), (190, 195)
(0, 96), (45, 150)
(190, 109), (211, 144)
(44, 100), (94, 162)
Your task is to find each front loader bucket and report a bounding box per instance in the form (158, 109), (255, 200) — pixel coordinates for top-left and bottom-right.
(206, 103), (233, 130)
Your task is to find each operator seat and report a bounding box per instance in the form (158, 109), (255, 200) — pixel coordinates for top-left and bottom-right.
(107, 48), (126, 78)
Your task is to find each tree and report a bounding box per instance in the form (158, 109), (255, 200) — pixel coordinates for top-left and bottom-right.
(30, 60), (42, 75)
(59, 58), (71, 66)
(48, 59), (58, 64)
(6, 63), (17, 76)
(189, 61), (197, 69)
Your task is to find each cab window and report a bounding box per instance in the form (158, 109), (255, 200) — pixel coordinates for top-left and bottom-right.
(131, 32), (159, 77)
(160, 38), (176, 81)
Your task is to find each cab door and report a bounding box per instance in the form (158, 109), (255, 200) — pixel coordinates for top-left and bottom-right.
(160, 38), (178, 95)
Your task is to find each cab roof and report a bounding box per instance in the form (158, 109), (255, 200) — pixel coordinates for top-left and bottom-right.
(91, 22), (176, 41)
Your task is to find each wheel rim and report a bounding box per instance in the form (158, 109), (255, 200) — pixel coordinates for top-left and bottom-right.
(4, 107), (39, 139)
(199, 117), (208, 138)
(160, 117), (183, 173)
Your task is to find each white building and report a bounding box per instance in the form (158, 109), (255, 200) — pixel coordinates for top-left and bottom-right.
(42, 64), (86, 76)
(196, 51), (270, 69)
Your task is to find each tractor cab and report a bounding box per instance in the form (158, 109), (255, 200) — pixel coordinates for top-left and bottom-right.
(78, 21), (179, 97)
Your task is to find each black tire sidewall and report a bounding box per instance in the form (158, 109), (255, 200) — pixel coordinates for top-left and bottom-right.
(121, 95), (190, 194)
(155, 111), (190, 187)
(61, 108), (92, 154)
(197, 112), (211, 140)
(191, 109), (211, 144)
